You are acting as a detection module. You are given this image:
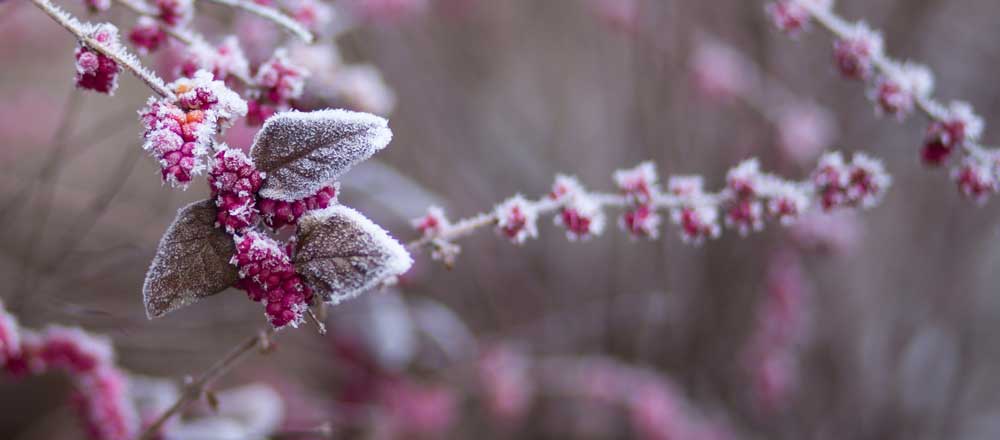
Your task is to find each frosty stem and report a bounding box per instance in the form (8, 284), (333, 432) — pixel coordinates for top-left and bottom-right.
(406, 190), (737, 253)
(139, 329), (276, 439)
(201, 0), (314, 43)
(793, 0), (993, 157)
(30, 0), (174, 98)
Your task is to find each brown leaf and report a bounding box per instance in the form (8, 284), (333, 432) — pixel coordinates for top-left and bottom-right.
(143, 200), (238, 319)
(293, 205), (412, 305)
(250, 109), (392, 201)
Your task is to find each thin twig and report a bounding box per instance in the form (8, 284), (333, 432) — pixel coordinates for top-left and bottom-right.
(202, 0), (314, 43)
(406, 188), (747, 254)
(794, 0), (995, 158)
(29, 0), (174, 98)
(139, 329), (276, 440)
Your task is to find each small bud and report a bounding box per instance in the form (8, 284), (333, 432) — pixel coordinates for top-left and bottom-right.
(494, 195), (538, 244)
(412, 206), (450, 238)
(922, 102), (983, 166)
(74, 24), (122, 95)
(614, 162), (660, 205)
(953, 155), (998, 205)
(128, 17), (167, 55)
(832, 22), (883, 80)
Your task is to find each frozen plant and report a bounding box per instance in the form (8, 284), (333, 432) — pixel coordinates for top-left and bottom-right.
(767, 0), (1000, 203)
(408, 153), (890, 265)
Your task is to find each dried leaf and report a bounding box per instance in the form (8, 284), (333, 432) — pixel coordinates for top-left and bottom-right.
(250, 109), (393, 201)
(143, 200), (239, 319)
(293, 205), (413, 305)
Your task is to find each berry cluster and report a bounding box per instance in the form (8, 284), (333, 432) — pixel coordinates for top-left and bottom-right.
(248, 49), (310, 125)
(232, 232), (314, 328)
(74, 24), (123, 94)
(208, 147), (266, 232)
(139, 71), (248, 186)
(0, 303), (139, 440)
(767, 0), (1000, 204)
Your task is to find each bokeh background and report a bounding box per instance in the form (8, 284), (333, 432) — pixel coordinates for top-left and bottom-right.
(3, 0), (1000, 438)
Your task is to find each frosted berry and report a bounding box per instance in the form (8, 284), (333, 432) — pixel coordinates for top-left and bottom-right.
(39, 326), (114, 374)
(258, 185), (338, 230)
(953, 156), (997, 204)
(74, 25), (122, 95)
(922, 103), (983, 166)
(156, 0), (193, 27)
(232, 232), (313, 328)
(620, 204), (661, 239)
(129, 17), (167, 54)
(72, 367), (140, 440)
(614, 162), (659, 205)
(412, 206), (450, 238)
(671, 205), (720, 244)
(832, 23), (882, 80)
(494, 195), (538, 244)
(765, 1), (810, 35)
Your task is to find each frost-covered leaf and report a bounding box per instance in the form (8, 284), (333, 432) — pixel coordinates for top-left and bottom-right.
(250, 109), (392, 201)
(293, 205), (412, 305)
(143, 200), (238, 319)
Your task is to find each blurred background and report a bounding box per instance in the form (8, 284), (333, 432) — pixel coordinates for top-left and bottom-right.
(3, 0), (1000, 438)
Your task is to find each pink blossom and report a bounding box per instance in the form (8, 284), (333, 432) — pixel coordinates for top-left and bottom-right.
(156, 0), (193, 27)
(478, 345), (534, 422)
(953, 155), (998, 204)
(690, 40), (753, 101)
(411, 206), (450, 238)
(379, 380), (456, 437)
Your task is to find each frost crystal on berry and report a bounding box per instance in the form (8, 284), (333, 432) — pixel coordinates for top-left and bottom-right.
(232, 231), (313, 328)
(765, 1), (811, 35)
(209, 147), (265, 232)
(258, 184), (339, 230)
(953, 156), (998, 204)
(671, 204), (720, 244)
(74, 24), (122, 95)
(556, 194), (606, 241)
(620, 204), (661, 239)
(922, 102), (983, 166)
(412, 205), (450, 238)
(725, 159), (767, 234)
(846, 153), (890, 208)
(0, 303), (20, 363)
(39, 326), (114, 374)
(256, 48), (309, 105)
(180, 37), (251, 82)
(72, 367), (140, 440)
(494, 195), (538, 244)
(766, 181), (810, 224)
(614, 162), (660, 205)
(832, 22), (883, 80)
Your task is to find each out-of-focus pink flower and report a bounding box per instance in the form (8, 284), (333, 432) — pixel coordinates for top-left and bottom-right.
(478, 345), (535, 423)
(690, 40), (754, 102)
(589, 0), (639, 35)
(379, 380), (456, 438)
(775, 102), (836, 166)
(495, 195), (539, 244)
(789, 210), (862, 255)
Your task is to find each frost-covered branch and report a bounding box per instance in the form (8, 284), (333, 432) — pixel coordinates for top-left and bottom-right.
(202, 0), (314, 43)
(139, 329), (275, 440)
(767, 0), (1000, 203)
(30, 0), (173, 98)
(407, 152), (891, 266)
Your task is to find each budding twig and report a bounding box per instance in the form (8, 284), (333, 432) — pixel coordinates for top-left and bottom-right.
(139, 329), (276, 440)
(792, 0), (995, 158)
(30, 0), (174, 98)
